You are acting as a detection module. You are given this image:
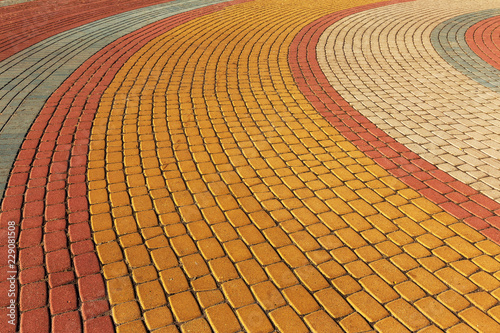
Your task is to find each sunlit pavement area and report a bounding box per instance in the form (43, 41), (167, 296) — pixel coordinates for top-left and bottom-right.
(1, 0), (500, 331)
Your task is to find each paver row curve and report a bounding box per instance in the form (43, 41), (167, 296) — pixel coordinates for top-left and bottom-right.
(2, 0), (500, 332)
(0, 0), (252, 332)
(0, 0), (239, 203)
(86, 0), (500, 331)
(466, 14), (500, 70)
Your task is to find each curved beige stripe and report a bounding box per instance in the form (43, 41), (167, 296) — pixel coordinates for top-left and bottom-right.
(318, 0), (500, 200)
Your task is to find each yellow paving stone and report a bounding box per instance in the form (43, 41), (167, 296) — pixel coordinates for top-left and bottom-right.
(169, 292), (202, 323)
(94, 230), (117, 244)
(360, 275), (399, 304)
(180, 254), (210, 279)
(198, 238), (225, 260)
(450, 260), (479, 276)
(388, 231), (413, 246)
(151, 247), (177, 271)
(107, 277), (136, 305)
(196, 290), (225, 309)
(395, 217), (426, 237)
(435, 268), (478, 294)
(476, 240), (500, 256)
(466, 292), (498, 311)
(212, 222), (239, 242)
(115, 216), (138, 235)
(294, 265), (330, 292)
(97, 241), (124, 264)
(370, 259), (407, 285)
(306, 223), (331, 238)
(144, 307), (174, 330)
(236, 304), (274, 333)
(103, 262), (129, 280)
(112, 301), (142, 324)
(124, 245), (151, 268)
(278, 244), (309, 267)
(137, 280), (167, 310)
(374, 317), (411, 333)
(417, 234), (444, 250)
(459, 308), (500, 333)
(290, 231), (321, 252)
(91, 213), (113, 232)
(145, 235), (169, 249)
(336, 228), (368, 249)
(236, 259), (268, 286)
(415, 297), (460, 329)
(209, 257), (239, 283)
(238, 225), (266, 245)
(116, 320), (147, 333)
(355, 246), (383, 263)
(304, 310), (343, 333)
(170, 234), (198, 257)
(250, 281), (286, 311)
(386, 299), (430, 331)
(408, 268), (448, 295)
(418, 257), (446, 272)
(306, 250), (332, 265)
(330, 246), (358, 264)
(361, 228), (387, 244)
(180, 318), (211, 333)
(447, 323), (476, 333)
(368, 214), (398, 234)
(269, 306), (309, 333)
(445, 236), (483, 259)
(433, 246), (463, 263)
(262, 227), (292, 248)
(251, 243), (281, 266)
(221, 279), (255, 309)
(132, 265), (158, 284)
(283, 285), (320, 315)
(332, 275), (362, 296)
(191, 275), (216, 292)
(206, 303), (242, 333)
(224, 240), (252, 262)
(339, 313), (372, 333)
(159, 267), (189, 294)
(470, 271), (500, 291)
(348, 291), (389, 322)
(345, 261), (373, 279)
(186, 221), (212, 240)
(390, 253), (419, 272)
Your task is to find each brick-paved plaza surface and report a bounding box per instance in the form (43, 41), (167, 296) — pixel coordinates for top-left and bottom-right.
(1, 0), (500, 332)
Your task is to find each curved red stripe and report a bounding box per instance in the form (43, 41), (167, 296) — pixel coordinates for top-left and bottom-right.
(0, 1), (250, 332)
(466, 15), (500, 70)
(0, 0), (175, 62)
(289, 1), (500, 242)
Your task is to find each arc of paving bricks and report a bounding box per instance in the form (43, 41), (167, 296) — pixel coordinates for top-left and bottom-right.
(85, 0), (500, 331)
(467, 15), (500, 70)
(0, 1), (251, 332)
(432, 9), (500, 92)
(469, 15), (500, 70)
(288, 0), (500, 242)
(0, 0), (174, 62)
(0, 0), (242, 203)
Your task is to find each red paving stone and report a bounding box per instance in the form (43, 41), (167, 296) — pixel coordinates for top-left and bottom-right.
(467, 15), (500, 70)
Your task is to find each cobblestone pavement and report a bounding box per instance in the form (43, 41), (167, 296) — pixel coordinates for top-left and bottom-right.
(1, 0), (500, 332)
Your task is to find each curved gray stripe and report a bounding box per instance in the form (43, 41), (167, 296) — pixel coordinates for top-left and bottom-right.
(0, 0), (232, 201)
(431, 9), (500, 92)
